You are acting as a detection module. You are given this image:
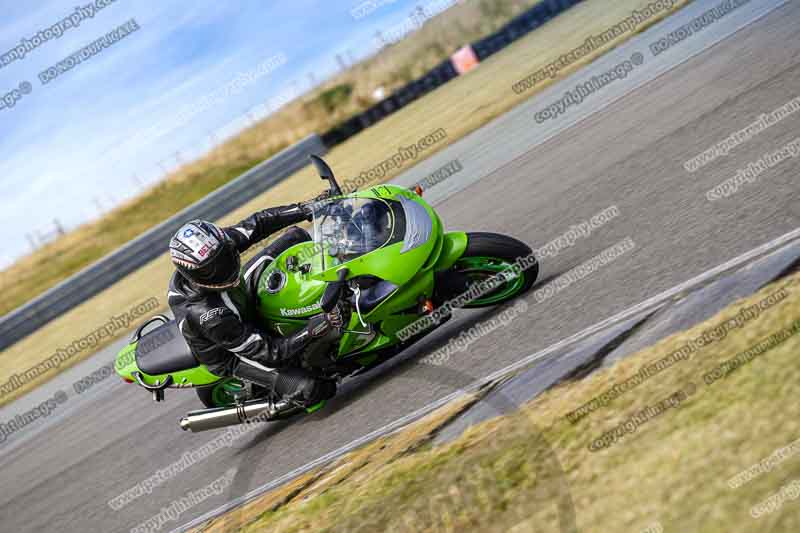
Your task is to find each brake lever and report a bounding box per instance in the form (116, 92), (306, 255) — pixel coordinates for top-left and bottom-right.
(351, 284), (367, 328)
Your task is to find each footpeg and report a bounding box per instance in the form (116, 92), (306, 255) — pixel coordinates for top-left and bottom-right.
(266, 398), (294, 418)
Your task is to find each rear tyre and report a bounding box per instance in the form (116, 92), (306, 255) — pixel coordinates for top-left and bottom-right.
(449, 232), (538, 308)
(197, 383), (234, 408)
(196, 380), (264, 408)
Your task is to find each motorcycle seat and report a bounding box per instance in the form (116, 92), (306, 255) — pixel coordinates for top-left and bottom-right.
(135, 320), (198, 375)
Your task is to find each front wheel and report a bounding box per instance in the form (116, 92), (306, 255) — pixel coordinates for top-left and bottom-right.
(448, 232), (538, 308)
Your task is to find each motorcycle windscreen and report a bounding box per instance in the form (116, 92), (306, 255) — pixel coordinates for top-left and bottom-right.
(312, 197), (405, 269)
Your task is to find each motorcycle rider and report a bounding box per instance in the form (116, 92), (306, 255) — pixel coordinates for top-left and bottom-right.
(167, 199), (340, 418)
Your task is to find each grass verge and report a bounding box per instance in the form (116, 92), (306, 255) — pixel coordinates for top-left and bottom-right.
(192, 270), (800, 533)
(0, 0), (690, 408)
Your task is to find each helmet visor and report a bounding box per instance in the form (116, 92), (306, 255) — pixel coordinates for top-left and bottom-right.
(191, 245), (241, 289)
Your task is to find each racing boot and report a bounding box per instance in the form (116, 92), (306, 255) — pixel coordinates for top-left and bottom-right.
(231, 360), (337, 420)
(231, 308), (345, 418)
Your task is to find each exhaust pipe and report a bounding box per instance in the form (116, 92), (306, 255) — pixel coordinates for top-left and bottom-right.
(179, 399), (274, 432)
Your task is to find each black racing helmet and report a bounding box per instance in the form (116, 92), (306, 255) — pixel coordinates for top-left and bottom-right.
(169, 220), (241, 290)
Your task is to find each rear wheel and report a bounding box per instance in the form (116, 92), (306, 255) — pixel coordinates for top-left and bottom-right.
(449, 232), (538, 308)
(196, 380), (253, 408)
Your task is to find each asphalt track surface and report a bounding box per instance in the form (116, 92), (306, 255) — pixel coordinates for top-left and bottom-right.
(1, 1), (799, 531)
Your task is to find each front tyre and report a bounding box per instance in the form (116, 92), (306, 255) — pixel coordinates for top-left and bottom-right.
(450, 232), (538, 308)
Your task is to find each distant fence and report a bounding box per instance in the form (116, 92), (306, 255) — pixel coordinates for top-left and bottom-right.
(321, 0), (584, 147)
(0, 135), (327, 351)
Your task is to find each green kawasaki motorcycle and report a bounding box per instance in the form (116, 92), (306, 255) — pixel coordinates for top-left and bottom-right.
(115, 156), (538, 432)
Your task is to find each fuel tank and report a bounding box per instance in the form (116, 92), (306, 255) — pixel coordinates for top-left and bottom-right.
(256, 241), (328, 332)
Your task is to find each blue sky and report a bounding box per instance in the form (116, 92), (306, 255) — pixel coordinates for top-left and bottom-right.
(0, 0), (448, 268)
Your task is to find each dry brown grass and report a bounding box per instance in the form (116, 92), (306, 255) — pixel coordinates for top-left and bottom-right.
(0, 0), (690, 407)
(192, 394), (480, 533)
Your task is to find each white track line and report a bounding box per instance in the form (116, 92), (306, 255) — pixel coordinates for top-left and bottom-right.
(172, 226), (800, 533)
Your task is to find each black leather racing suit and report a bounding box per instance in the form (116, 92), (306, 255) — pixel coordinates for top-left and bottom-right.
(167, 205), (337, 406)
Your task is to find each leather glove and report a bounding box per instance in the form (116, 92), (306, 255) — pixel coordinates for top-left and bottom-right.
(300, 191), (335, 220)
(326, 300), (349, 333)
(312, 190), (334, 203)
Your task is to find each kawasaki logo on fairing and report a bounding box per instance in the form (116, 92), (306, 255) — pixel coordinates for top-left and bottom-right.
(280, 302), (321, 316)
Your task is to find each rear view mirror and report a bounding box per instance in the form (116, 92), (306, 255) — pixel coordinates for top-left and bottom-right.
(310, 154), (342, 196)
(310, 154), (334, 180)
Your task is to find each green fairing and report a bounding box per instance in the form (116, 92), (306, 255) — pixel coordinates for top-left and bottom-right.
(115, 342), (225, 388)
(256, 186), (448, 360)
(433, 231), (468, 272)
(114, 176), (536, 411)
